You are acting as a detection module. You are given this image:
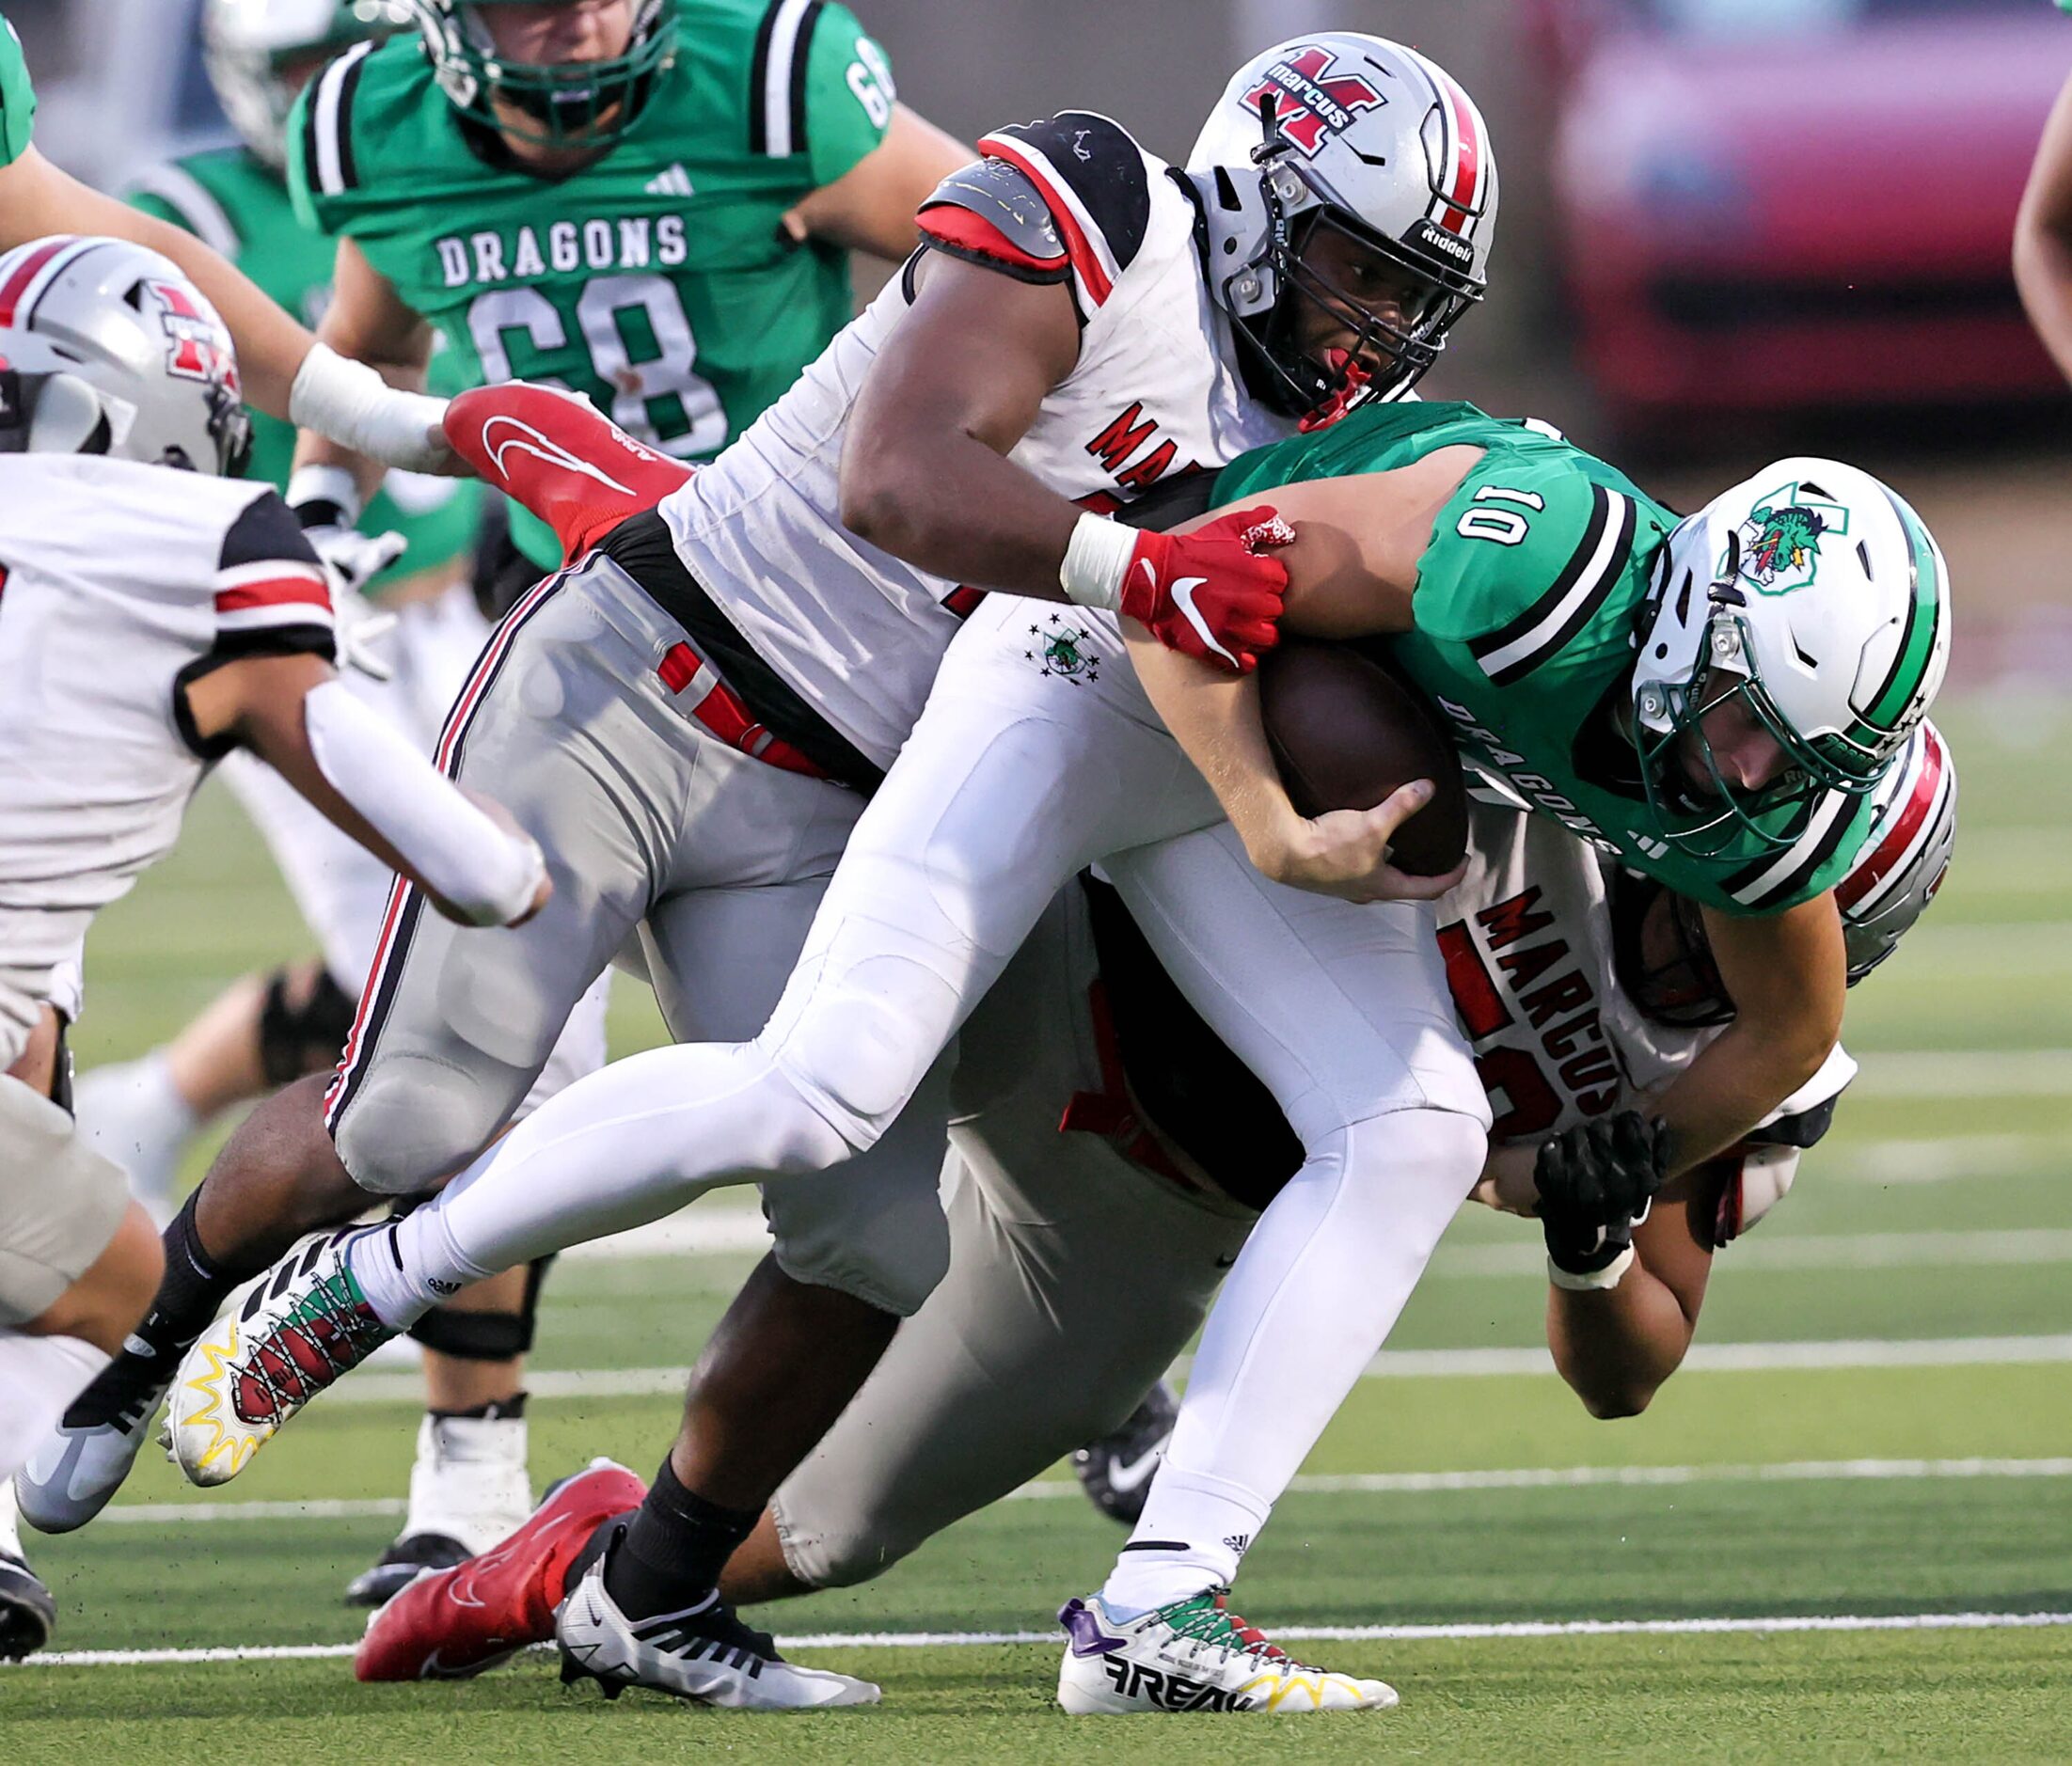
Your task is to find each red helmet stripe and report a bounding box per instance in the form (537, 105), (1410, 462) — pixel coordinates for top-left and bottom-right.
(0, 236), (76, 329)
(1837, 727), (1946, 912)
(1435, 71), (1483, 234)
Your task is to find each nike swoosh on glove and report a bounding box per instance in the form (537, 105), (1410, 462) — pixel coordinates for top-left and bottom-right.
(1117, 506), (1292, 673)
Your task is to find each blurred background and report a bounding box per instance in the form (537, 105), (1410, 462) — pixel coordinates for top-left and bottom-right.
(12, 0), (2072, 1692)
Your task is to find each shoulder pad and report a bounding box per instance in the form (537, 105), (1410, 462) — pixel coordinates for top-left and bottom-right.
(917, 158), (1071, 285)
(297, 39), (379, 202)
(126, 161), (243, 259)
(974, 112), (1153, 307)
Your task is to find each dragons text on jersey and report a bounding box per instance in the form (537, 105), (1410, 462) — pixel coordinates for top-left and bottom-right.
(289, 0), (898, 568)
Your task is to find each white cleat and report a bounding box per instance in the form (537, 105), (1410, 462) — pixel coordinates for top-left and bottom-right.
(166, 1228), (396, 1487)
(557, 1540), (880, 1710)
(15, 1341), (177, 1533)
(1056, 1589), (1399, 1715)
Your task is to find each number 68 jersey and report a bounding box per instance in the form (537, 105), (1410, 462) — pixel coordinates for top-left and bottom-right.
(289, 1), (899, 572)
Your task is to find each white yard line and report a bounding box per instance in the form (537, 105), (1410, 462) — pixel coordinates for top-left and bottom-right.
(14, 1610), (2072, 1668)
(87, 1455), (2072, 1528)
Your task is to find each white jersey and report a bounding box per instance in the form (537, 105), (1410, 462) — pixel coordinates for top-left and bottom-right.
(659, 111), (1291, 769)
(1441, 799), (1855, 1237)
(0, 456), (332, 1041)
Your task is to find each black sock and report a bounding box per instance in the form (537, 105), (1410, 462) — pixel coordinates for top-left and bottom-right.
(428, 1393), (527, 1424)
(141, 1192), (236, 1351)
(598, 1458), (759, 1620)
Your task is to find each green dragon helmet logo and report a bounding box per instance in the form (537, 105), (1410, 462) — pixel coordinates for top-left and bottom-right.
(1728, 482), (1851, 595)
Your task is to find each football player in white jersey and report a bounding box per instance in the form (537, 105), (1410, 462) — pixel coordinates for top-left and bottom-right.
(42, 35), (1490, 1711)
(0, 236), (547, 1655)
(344, 724), (1953, 1692)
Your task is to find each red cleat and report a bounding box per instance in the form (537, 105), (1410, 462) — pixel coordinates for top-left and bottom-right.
(355, 1459), (646, 1681)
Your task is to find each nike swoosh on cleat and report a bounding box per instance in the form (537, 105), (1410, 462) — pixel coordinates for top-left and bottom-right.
(1103, 1443), (1168, 1496)
(1170, 577), (1239, 667)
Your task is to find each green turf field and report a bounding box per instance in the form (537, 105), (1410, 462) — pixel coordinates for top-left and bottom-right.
(6, 695), (2070, 1760)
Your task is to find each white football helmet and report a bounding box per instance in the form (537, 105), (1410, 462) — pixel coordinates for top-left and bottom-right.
(0, 237), (251, 477)
(1630, 456), (1951, 855)
(204, 0), (411, 169)
(1188, 34), (1497, 418)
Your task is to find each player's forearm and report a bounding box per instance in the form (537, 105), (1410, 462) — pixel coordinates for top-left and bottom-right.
(1649, 1017), (1827, 1174)
(1546, 1258), (1696, 1419)
(2016, 71), (2072, 383)
(290, 305), (435, 509)
(1127, 634), (1291, 855)
(839, 424), (1083, 597)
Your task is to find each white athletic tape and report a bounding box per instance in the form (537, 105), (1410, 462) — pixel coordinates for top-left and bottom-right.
(13, 1610), (2072, 1667)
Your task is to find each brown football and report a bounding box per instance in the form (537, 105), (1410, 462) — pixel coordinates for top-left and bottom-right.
(1258, 639), (1470, 877)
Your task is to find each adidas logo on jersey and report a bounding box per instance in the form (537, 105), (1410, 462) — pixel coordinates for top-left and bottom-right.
(644, 164), (694, 197)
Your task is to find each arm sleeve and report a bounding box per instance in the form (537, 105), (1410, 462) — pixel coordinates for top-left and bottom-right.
(0, 20), (36, 167)
(1415, 449), (1640, 689)
(799, 4), (895, 188)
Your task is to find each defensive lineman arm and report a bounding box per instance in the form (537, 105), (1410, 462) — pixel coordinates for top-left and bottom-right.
(2016, 58), (2072, 382)
(0, 147), (445, 466)
(1127, 460), (1847, 1183)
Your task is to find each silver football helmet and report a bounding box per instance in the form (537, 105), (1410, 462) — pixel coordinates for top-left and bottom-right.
(204, 0), (411, 169)
(1615, 717), (1954, 1025)
(0, 237), (251, 477)
(1188, 33), (1498, 418)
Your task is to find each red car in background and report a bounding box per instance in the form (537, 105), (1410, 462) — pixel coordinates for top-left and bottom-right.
(1542, 0), (2071, 438)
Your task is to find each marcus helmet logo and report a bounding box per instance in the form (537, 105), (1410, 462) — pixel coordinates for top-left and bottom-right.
(1730, 483), (1850, 596)
(1241, 44), (1385, 157)
(146, 279), (239, 397)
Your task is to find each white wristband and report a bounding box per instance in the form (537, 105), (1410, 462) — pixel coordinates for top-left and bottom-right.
(286, 464), (363, 529)
(289, 344), (451, 474)
(303, 679), (546, 926)
(1548, 1244), (1636, 1292)
(1058, 512), (1138, 612)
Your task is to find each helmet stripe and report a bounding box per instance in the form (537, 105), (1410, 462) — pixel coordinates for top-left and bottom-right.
(1861, 489), (1945, 733)
(1837, 726), (1949, 914)
(1402, 48), (1487, 234)
(0, 236), (77, 328)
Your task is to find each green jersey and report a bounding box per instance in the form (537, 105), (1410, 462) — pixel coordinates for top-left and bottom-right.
(1217, 403), (1874, 916)
(0, 16), (35, 166)
(128, 148), (481, 592)
(288, 0), (895, 568)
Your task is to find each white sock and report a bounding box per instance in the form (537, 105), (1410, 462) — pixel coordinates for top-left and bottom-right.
(0, 1332), (109, 1485)
(1101, 1109), (1485, 1616)
(74, 1051), (198, 1210)
(342, 1220), (452, 1332)
(1, 1477), (24, 1560)
(1102, 1466), (1270, 1616)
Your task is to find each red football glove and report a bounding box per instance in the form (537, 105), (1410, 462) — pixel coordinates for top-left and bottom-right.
(442, 384), (695, 563)
(1115, 506), (1292, 673)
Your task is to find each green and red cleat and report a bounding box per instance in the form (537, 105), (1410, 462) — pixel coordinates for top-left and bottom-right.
(165, 1228), (397, 1487)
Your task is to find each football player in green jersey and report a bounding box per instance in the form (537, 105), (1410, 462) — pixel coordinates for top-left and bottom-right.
(288, 0), (966, 577)
(273, 0), (964, 1604)
(2016, 2), (2072, 379)
(76, 5), (491, 1249)
(1139, 400), (1948, 1193)
(0, 12), (451, 463)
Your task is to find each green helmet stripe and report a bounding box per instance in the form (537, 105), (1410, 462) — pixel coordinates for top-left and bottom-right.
(1862, 490), (1942, 732)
